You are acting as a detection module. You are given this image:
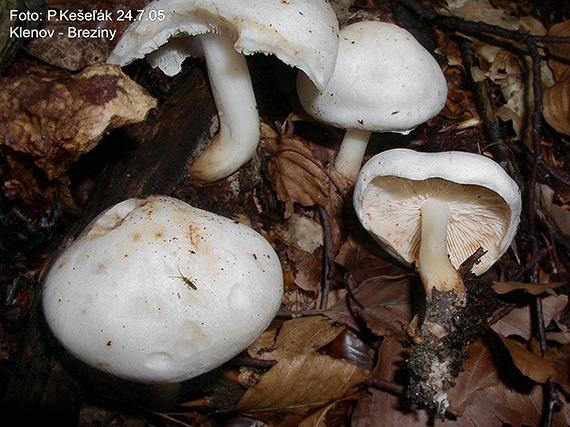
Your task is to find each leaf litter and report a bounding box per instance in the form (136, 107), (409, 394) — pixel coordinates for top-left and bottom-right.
(2, 0), (570, 426)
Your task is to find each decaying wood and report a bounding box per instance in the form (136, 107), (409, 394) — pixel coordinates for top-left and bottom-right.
(2, 61), (216, 423)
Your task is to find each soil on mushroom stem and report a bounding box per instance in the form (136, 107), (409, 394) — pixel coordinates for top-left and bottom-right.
(406, 270), (501, 416)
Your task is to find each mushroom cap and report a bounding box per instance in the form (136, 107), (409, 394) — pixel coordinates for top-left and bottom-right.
(42, 196), (283, 384)
(296, 21), (447, 134)
(107, 0), (339, 91)
(353, 149), (522, 276)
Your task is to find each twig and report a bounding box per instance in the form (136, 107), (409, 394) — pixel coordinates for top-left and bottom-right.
(234, 356), (278, 369)
(456, 37), (524, 187)
(363, 378), (405, 396)
(318, 206), (336, 310)
(510, 246), (554, 282)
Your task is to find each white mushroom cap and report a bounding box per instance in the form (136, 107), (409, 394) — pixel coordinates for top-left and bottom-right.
(353, 149), (522, 277)
(296, 21), (447, 134)
(108, 0), (339, 91)
(107, 0), (339, 183)
(42, 195), (283, 384)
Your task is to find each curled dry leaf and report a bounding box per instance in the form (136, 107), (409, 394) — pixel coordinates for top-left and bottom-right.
(446, 338), (500, 415)
(0, 62), (157, 180)
(546, 346), (570, 395)
(492, 280), (565, 295)
(497, 333), (555, 383)
(260, 122), (348, 218)
(543, 68), (570, 136)
(546, 19), (570, 80)
(491, 294), (568, 340)
(326, 275), (415, 337)
(248, 315), (345, 362)
(233, 353), (367, 427)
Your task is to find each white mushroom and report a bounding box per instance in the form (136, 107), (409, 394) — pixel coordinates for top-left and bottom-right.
(42, 195), (283, 407)
(297, 21), (447, 182)
(108, 0), (339, 182)
(353, 148), (521, 298)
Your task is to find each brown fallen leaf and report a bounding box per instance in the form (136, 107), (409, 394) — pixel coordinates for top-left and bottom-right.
(446, 338), (500, 415)
(546, 19), (570, 80)
(326, 274), (416, 336)
(233, 353), (367, 427)
(335, 232), (410, 285)
(0, 61), (157, 180)
(248, 315), (345, 362)
(497, 333), (555, 383)
(288, 246), (322, 293)
(543, 67), (570, 137)
(486, 381), (570, 427)
(260, 122), (348, 219)
(492, 280), (565, 295)
(298, 397), (356, 427)
(453, 389), (523, 427)
(491, 294), (568, 339)
(546, 345), (570, 395)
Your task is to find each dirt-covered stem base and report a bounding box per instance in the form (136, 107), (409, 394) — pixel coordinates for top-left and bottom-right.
(406, 272), (498, 417)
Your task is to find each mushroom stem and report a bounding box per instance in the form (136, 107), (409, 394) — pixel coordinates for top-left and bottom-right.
(189, 32), (260, 182)
(333, 129), (372, 182)
(418, 198), (465, 298)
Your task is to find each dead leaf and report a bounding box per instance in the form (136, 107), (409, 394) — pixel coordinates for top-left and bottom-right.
(446, 338), (500, 414)
(546, 346), (570, 394)
(352, 388), (431, 427)
(442, 0), (525, 31)
(260, 122), (348, 218)
(274, 213), (324, 253)
(298, 398), (355, 427)
(335, 233), (410, 285)
(367, 334), (407, 385)
(543, 68), (570, 136)
(233, 354), (367, 427)
(492, 281), (565, 295)
(453, 389), (523, 427)
(497, 333), (555, 383)
(546, 19), (570, 80)
(326, 275), (416, 336)
(249, 316), (345, 362)
(487, 382), (570, 427)
(491, 294), (568, 339)
(288, 246), (322, 293)
(549, 205), (570, 238)
(261, 123), (329, 217)
(0, 62), (157, 180)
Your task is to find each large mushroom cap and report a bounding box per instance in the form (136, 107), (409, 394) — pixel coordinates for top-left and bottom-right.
(296, 21), (447, 133)
(353, 149), (522, 276)
(42, 196), (283, 383)
(108, 0), (339, 91)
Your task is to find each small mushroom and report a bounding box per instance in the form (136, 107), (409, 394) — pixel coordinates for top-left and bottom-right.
(42, 195), (283, 408)
(297, 21), (447, 182)
(108, 0), (339, 182)
(353, 148), (522, 299)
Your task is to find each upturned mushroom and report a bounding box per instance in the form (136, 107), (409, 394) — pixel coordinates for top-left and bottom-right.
(108, 0), (339, 182)
(353, 148), (522, 414)
(353, 148), (521, 299)
(42, 195), (283, 408)
(297, 21), (447, 182)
